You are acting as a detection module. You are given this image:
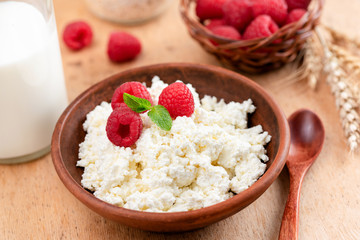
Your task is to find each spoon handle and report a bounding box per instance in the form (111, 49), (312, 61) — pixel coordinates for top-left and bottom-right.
(278, 169), (306, 240)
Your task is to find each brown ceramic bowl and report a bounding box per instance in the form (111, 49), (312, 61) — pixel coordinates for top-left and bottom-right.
(51, 63), (290, 232)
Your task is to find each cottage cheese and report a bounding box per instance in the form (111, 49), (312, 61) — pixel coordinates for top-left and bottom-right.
(77, 76), (271, 212)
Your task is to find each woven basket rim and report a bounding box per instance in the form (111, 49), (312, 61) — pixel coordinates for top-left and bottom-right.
(180, 0), (324, 49)
(179, 0), (324, 73)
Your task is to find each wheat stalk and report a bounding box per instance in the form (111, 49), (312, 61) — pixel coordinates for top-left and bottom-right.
(324, 25), (360, 56)
(329, 44), (360, 76)
(304, 36), (323, 90)
(276, 26), (360, 150)
(317, 28), (360, 151)
(275, 36), (322, 89)
(329, 44), (360, 107)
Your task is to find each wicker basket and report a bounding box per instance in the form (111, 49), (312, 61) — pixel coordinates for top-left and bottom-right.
(180, 0), (324, 73)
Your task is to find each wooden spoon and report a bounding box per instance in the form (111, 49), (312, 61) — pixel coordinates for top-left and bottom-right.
(279, 109), (325, 240)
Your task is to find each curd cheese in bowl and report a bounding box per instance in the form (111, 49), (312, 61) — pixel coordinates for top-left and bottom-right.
(77, 76), (271, 212)
(51, 63), (290, 232)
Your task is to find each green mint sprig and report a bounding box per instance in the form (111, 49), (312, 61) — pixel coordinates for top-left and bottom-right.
(123, 93), (172, 131)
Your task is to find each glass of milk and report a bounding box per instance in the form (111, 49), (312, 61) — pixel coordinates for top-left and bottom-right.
(0, 0), (68, 164)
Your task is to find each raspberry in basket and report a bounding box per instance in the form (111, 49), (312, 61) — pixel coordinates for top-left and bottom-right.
(206, 19), (226, 30)
(111, 82), (153, 110)
(63, 21), (93, 51)
(286, 9), (307, 24)
(210, 26), (241, 44)
(223, 0), (253, 31)
(252, 0), (288, 25)
(195, 0), (227, 21)
(243, 15), (279, 40)
(107, 32), (142, 62)
(286, 0), (311, 10)
(106, 103), (143, 147)
(158, 82), (195, 119)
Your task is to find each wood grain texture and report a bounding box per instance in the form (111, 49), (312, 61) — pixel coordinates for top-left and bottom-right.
(0, 0), (360, 239)
(279, 169), (304, 240)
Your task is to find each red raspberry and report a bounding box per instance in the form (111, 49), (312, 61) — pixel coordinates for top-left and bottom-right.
(285, 9), (307, 24)
(252, 0), (288, 25)
(107, 32), (142, 62)
(63, 21), (93, 51)
(206, 18), (226, 30)
(223, 0), (253, 32)
(210, 26), (241, 45)
(158, 82), (195, 119)
(243, 15), (279, 40)
(106, 103), (143, 147)
(111, 82), (153, 110)
(286, 0), (311, 10)
(195, 0), (227, 21)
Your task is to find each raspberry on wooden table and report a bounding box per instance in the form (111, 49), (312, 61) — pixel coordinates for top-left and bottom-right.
(158, 82), (195, 119)
(63, 21), (93, 51)
(195, 0), (227, 21)
(111, 82), (153, 110)
(107, 32), (142, 62)
(286, 0), (311, 10)
(252, 0), (288, 25)
(223, 0), (253, 32)
(285, 9), (307, 24)
(106, 103), (143, 147)
(243, 15), (279, 40)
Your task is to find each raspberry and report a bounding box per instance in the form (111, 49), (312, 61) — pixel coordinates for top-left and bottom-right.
(195, 0), (227, 21)
(206, 18), (226, 30)
(158, 82), (195, 119)
(286, 0), (311, 10)
(243, 15), (279, 40)
(107, 32), (142, 62)
(286, 9), (307, 24)
(63, 21), (93, 51)
(223, 0), (253, 32)
(106, 103), (143, 147)
(111, 82), (153, 110)
(252, 0), (288, 25)
(210, 26), (241, 45)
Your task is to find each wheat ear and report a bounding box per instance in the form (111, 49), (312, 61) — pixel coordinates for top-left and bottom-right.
(317, 28), (360, 151)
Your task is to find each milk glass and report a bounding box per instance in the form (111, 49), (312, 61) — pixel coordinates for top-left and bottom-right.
(0, 0), (68, 164)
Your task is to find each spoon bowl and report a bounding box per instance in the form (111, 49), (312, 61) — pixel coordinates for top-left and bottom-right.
(279, 109), (325, 240)
(287, 109), (325, 165)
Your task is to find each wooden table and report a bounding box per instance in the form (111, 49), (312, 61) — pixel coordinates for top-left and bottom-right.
(1, 0), (359, 239)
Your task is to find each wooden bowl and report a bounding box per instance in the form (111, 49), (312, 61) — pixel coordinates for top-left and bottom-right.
(51, 63), (290, 232)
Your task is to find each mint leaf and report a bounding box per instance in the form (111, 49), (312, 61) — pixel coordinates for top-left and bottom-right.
(123, 93), (152, 113)
(123, 93), (172, 131)
(148, 105), (172, 131)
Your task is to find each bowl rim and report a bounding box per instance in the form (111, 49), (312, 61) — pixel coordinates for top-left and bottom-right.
(51, 62), (290, 223)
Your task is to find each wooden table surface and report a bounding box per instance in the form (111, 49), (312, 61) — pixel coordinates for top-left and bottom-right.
(1, 0), (360, 239)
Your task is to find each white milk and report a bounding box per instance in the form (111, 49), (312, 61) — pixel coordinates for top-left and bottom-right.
(0, 1), (68, 160)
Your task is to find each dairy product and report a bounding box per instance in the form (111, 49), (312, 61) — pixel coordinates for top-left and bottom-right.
(0, 1), (68, 160)
(78, 77), (271, 212)
(85, 0), (172, 24)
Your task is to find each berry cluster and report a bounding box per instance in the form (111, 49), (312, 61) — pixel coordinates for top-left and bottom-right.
(197, 0), (310, 42)
(106, 81), (195, 147)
